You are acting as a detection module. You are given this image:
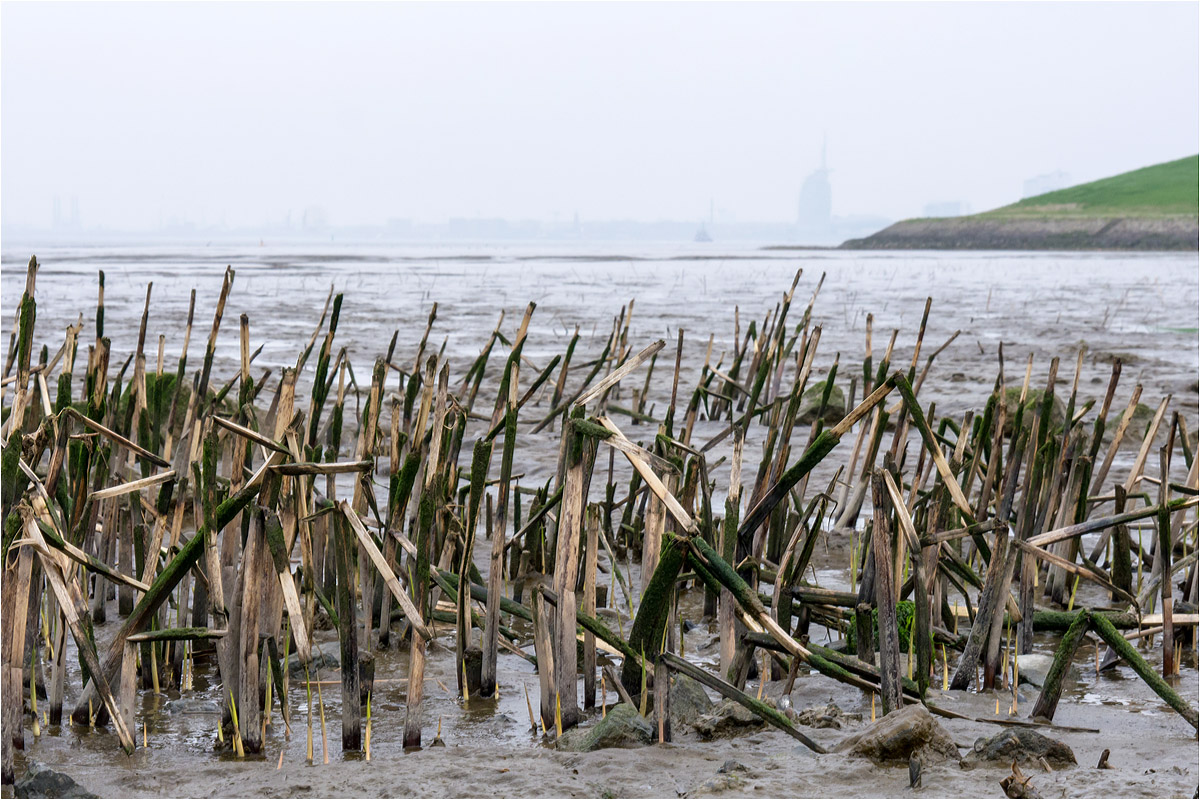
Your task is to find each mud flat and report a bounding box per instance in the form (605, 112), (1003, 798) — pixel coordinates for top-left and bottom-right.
(6, 623), (1198, 799)
(2, 246), (1197, 799)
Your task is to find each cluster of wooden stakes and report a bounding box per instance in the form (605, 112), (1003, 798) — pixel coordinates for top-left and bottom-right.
(1, 255), (1197, 786)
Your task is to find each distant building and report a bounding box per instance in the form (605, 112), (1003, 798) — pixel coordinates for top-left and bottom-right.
(1022, 171), (1072, 199)
(302, 206), (329, 232)
(797, 143), (832, 229)
(447, 217), (540, 239)
(385, 217), (414, 236)
(922, 201), (971, 218)
(790, 141), (893, 245)
(52, 195), (81, 232)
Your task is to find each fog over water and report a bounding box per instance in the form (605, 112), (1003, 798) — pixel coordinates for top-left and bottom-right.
(2, 2), (1198, 233)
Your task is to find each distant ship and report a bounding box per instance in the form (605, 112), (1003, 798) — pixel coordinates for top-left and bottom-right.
(694, 223), (712, 242)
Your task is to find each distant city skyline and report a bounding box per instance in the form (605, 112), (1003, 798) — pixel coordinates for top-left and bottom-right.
(14, 140), (1177, 245)
(12, 198), (894, 247)
(14, 153), (1119, 243)
(3, 3), (1196, 233)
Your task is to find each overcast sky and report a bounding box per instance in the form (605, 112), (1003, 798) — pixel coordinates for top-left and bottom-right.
(3, 1), (1197, 230)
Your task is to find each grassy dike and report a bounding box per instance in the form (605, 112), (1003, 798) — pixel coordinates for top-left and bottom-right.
(843, 155), (1198, 251)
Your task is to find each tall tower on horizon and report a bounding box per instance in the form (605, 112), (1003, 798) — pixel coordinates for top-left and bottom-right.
(797, 138), (832, 230)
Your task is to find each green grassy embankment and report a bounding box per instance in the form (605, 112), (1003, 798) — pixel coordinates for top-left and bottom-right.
(843, 155), (1199, 250)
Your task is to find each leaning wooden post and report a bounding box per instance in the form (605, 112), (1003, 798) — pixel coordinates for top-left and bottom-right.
(883, 471), (931, 698)
(403, 357), (443, 748)
(1110, 486), (1133, 599)
(1090, 614), (1198, 731)
(1157, 503), (1175, 678)
(47, 606), (67, 727)
(1029, 610), (1090, 723)
(1, 543), (33, 782)
(481, 384), (516, 697)
(719, 426), (744, 679)
(620, 536), (688, 700)
(582, 509), (599, 709)
(654, 656), (671, 743)
(482, 304), (533, 697)
(457, 438), (492, 695)
(118, 641), (137, 745)
(118, 519), (135, 616)
(403, 488), (433, 747)
(531, 586), (557, 731)
(351, 358), (386, 654)
(333, 513), (361, 750)
(871, 471), (902, 715)
(552, 408), (595, 731)
(237, 508), (268, 753)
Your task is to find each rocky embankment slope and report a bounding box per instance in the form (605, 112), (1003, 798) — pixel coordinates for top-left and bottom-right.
(842, 214), (1198, 251)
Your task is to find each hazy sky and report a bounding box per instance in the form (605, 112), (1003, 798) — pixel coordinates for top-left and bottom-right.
(3, 1), (1197, 230)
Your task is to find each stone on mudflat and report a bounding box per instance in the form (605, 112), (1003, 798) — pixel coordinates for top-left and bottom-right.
(694, 699), (766, 739)
(288, 643), (339, 676)
(15, 763), (98, 799)
(833, 704), (960, 765)
(798, 381), (846, 425)
(556, 704), (653, 752)
(964, 728), (1076, 770)
(686, 773), (745, 796)
(795, 701), (861, 730)
(669, 674), (714, 730)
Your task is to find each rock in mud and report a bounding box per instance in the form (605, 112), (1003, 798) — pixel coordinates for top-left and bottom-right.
(798, 380), (846, 425)
(1002, 387), (1065, 435)
(556, 704), (653, 752)
(795, 702), (860, 729)
(964, 728), (1076, 770)
(15, 762), (97, 799)
(1101, 402), (1162, 449)
(288, 644), (339, 676)
(668, 674), (714, 730)
(693, 699), (766, 739)
(687, 773), (746, 796)
(833, 704), (960, 765)
(686, 762), (753, 797)
(1016, 653), (1076, 689)
(162, 698), (221, 715)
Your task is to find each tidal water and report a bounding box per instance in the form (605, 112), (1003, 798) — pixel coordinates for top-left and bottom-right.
(2, 242), (1197, 798)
